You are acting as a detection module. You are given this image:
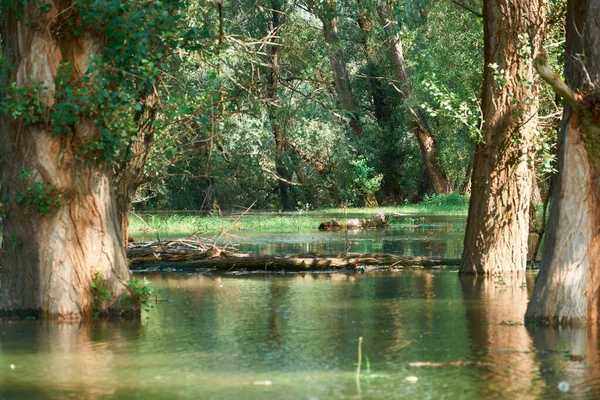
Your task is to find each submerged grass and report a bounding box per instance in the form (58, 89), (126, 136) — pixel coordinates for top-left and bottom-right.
(129, 194), (469, 234)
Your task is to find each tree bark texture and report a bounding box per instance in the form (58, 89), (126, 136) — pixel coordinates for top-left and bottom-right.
(377, 1), (452, 194)
(0, 4), (131, 319)
(526, 0), (600, 325)
(460, 0), (545, 275)
(267, 0), (294, 210)
(308, 0), (363, 140)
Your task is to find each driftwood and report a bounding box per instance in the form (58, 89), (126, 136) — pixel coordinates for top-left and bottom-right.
(319, 212), (388, 231)
(127, 240), (459, 272)
(409, 361), (489, 368)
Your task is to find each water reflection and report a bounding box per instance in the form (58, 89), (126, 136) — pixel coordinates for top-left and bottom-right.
(1, 273), (600, 399)
(136, 215), (467, 258)
(460, 275), (539, 398)
(0, 320), (143, 398)
(528, 325), (600, 398)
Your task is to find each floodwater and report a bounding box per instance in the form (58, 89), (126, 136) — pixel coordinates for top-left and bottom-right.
(135, 215), (468, 258)
(236, 215), (465, 258)
(1, 273), (598, 399)
(0, 215), (590, 399)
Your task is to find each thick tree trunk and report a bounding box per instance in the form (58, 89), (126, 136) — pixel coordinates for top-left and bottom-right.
(266, 0), (294, 210)
(307, 0), (363, 140)
(0, 4), (130, 319)
(459, 0), (545, 275)
(376, 1), (451, 194)
(525, 0), (600, 325)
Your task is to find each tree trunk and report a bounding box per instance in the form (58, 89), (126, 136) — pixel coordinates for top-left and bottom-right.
(307, 0), (363, 140)
(115, 89), (158, 248)
(356, 2), (400, 203)
(376, 1), (451, 194)
(525, 0), (600, 325)
(0, 4), (130, 319)
(459, 0), (545, 275)
(266, 0), (294, 210)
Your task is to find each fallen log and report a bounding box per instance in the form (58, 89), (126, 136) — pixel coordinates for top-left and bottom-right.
(128, 243), (460, 272)
(319, 212), (388, 231)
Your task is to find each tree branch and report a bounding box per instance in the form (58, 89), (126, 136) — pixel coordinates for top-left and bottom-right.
(534, 48), (580, 111)
(447, 0), (482, 18)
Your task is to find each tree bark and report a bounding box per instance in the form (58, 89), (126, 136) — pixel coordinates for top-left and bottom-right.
(115, 89), (158, 248)
(0, 4), (130, 319)
(460, 0), (545, 275)
(266, 0), (294, 210)
(376, 1), (452, 194)
(526, 0), (600, 325)
(307, 0), (363, 140)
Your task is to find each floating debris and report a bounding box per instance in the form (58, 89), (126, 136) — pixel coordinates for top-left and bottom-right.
(405, 376), (418, 383)
(409, 360), (489, 367)
(254, 380), (273, 386)
(558, 381), (570, 392)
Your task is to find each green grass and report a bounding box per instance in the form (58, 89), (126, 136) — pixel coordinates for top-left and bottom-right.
(129, 193), (469, 234)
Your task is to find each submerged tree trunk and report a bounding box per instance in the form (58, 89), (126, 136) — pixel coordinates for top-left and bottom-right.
(0, 4), (130, 319)
(307, 0), (363, 141)
(266, 0), (294, 210)
(459, 0), (545, 275)
(526, 0), (600, 325)
(376, 1), (451, 194)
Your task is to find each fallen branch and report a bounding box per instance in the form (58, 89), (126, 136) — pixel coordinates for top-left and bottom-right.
(409, 360), (489, 367)
(128, 243), (460, 271)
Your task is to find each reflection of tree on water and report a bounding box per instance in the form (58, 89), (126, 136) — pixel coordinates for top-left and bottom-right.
(0, 320), (143, 398)
(527, 324), (600, 398)
(460, 275), (540, 399)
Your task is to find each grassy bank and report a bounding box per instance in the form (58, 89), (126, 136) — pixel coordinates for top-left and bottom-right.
(129, 193), (469, 234)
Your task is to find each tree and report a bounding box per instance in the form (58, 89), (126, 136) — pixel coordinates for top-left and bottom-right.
(0, 1), (187, 319)
(0, 2), (129, 319)
(459, 0), (545, 275)
(306, 0), (364, 141)
(526, 0), (600, 325)
(265, 0), (295, 210)
(377, 0), (452, 194)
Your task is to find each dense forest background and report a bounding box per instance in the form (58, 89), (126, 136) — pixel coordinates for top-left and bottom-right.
(126, 0), (559, 212)
(0, 0), (564, 212)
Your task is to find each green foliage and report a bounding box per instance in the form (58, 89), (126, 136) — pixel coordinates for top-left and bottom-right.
(421, 193), (469, 208)
(7, 235), (24, 247)
(121, 277), (154, 311)
(90, 272), (112, 319)
(0, 81), (48, 125)
(90, 272), (154, 319)
(348, 156), (384, 204)
(16, 169), (62, 216)
(2, 0), (489, 211)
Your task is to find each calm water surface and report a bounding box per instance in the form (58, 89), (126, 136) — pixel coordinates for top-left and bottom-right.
(137, 215), (467, 258)
(1, 272), (599, 399)
(0, 215), (580, 399)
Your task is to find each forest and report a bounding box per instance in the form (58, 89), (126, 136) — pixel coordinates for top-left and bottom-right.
(1, 0), (600, 397)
